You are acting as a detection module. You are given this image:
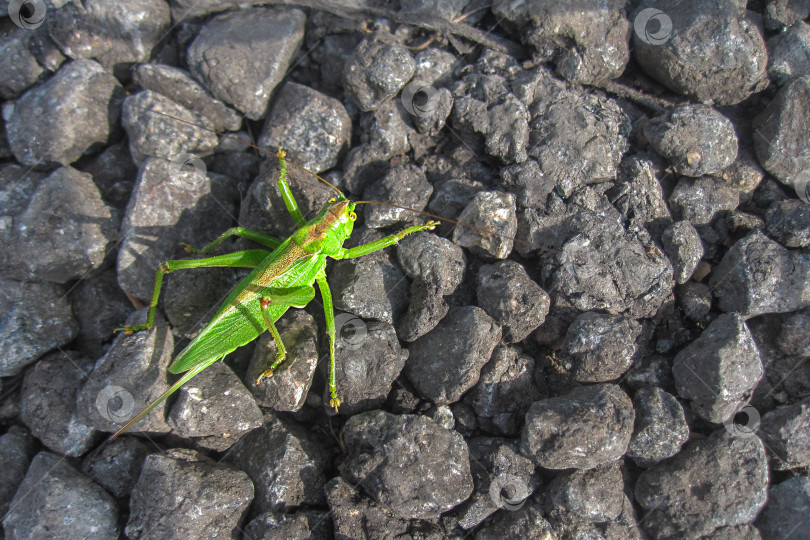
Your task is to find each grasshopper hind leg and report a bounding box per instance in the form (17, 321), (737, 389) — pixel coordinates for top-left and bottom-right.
(256, 286), (316, 384)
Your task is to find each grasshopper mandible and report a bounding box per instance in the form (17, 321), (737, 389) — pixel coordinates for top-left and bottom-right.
(112, 148), (438, 438)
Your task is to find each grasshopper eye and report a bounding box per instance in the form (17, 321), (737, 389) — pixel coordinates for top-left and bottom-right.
(349, 212), (356, 221)
(329, 197), (336, 203)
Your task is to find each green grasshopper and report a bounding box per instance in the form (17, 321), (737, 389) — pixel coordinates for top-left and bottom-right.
(112, 148), (438, 438)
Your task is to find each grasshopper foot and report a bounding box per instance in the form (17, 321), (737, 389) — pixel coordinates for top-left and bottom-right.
(329, 396), (341, 412)
(256, 353), (286, 385)
(180, 242), (201, 254)
(424, 220), (440, 230)
(114, 323), (152, 335)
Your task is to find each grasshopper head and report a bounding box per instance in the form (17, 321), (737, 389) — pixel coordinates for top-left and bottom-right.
(295, 196), (356, 254)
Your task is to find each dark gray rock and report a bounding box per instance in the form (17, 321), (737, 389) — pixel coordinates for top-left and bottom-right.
(343, 31), (416, 112)
(397, 232), (466, 295)
(492, 0), (630, 84)
(498, 159), (555, 210)
(69, 270), (132, 358)
(243, 510), (331, 540)
(258, 81), (351, 173)
(117, 156), (238, 301)
(709, 230), (810, 316)
(325, 477), (442, 540)
(755, 476), (810, 540)
(408, 85), (453, 136)
(21, 351), (99, 456)
(76, 310), (174, 434)
(132, 63), (242, 131)
(644, 105), (738, 177)
(47, 0), (170, 78)
(473, 501), (554, 539)
(167, 362), (263, 443)
(406, 306), (502, 405)
(247, 309), (320, 412)
(126, 449), (253, 540)
(464, 345), (540, 436)
(401, 0), (467, 19)
(767, 20), (810, 85)
(324, 319), (408, 416)
(546, 460), (625, 523)
(121, 90), (220, 165)
(79, 139), (137, 207)
(82, 436), (152, 499)
(396, 281), (449, 342)
(703, 525), (763, 540)
(456, 437), (537, 530)
(760, 397), (810, 470)
(331, 232), (409, 325)
(225, 416), (329, 512)
(520, 383), (635, 470)
(668, 175), (740, 226)
(187, 7), (306, 120)
(2, 451), (119, 539)
(631, 0), (768, 105)
(662, 220), (703, 283)
(0, 277), (79, 377)
(627, 387), (690, 467)
(673, 313), (762, 423)
(753, 75), (810, 186)
(0, 426), (36, 520)
(453, 191), (517, 259)
(779, 312), (810, 356)
(452, 73), (530, 164)
(477, 260), (550, 343)
(7, 59), (123, 167)
(611, 153), (673, 238)
(363, 164), (433, 229)
(0, 20), (46, 99)
(766, 198), (810, 247)
(635, 429), (769, 539)
(765, 0), (810, 30)
(561, 312), (642, 383)
(0, 166), (118, 283)
(342, 410), (474, 519)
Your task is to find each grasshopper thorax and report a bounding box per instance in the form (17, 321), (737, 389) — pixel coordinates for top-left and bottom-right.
(293, 196), (357, 254)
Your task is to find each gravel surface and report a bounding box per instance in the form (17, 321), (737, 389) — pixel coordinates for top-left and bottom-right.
(1, 1), (810, 539)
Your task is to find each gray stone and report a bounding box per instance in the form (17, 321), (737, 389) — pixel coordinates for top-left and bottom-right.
(662, 220), (704, 283)
(343, 31), (416, 112)
(3, 452), (118, 540)
(520, 383), (635, 470)
(561, 312), (642, 383)
(768, 21), (810, 85)
(709, 230), (810, 316)
(243, 510), (330, 540)
(477, 260), (549, 343)
(764, 0), (810, 30)
(673, 313), (762, 423)
(635, 429), (769, 539)
(0, 21), (45, 99)
(779, 312), (810, 356)
(406, 306), (502, 405)
(766, 198), (810, 247)
(187, 7), (306, 120)
(258, 81), (351, 173)
(47, 0), (170, 78)
(755, 476), (810, 540)
(343, 410), (473, 519)
(0, 166), (118, 283)
(0, 277), (78, 377)
(225, 416), (329, 512)
(396, 281), (449, 342)
(453, 191), (517, 259)
(627, 387), (690, 467)
(546, 461), (625, 523)
(81, 436), (152, 499)
(759, 397), (810, 470)
(397, 232), (466, 295)
(498, 159), (555, 210)
(473, 501), (554, 539)
(69, 270), (132, 358)
(21, 351), (99, 456)
(0, 426), (36, 520)
(6, 59), (123, 167)
(668, 175), (740, 226)
(363, 163), (433, 228)
(644, 105), (738, 177)
(631, 0), (768, 105)
(126, 449), (253, 540)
